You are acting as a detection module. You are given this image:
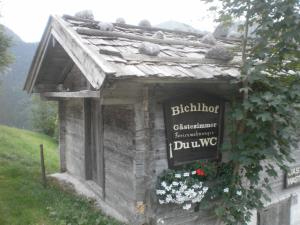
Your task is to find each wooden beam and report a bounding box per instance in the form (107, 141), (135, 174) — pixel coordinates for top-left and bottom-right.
(84, 99), (92, 180)
(24, 18), (53, 93)
(106, 76), (238, 85)
(58, 101), (67, 172)
(121, 53), (240, 67)
(76, 28), (213, 48)
(42, 90), (100, 98)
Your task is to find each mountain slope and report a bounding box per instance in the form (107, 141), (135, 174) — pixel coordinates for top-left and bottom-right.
(156, 20), (204, 34)
(0, 27), (38, 129)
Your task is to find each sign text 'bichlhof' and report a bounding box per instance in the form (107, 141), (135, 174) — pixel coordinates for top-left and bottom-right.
(164, 95), (225, 168)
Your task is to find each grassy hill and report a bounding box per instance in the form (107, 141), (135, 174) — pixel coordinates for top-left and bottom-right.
(0, 125), (120, 225)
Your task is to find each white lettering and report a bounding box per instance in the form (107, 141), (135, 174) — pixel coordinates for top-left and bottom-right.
(171, 106), (180, 116)
(210, 137), (218, 146)
(199, 138), (210, 147)
(209, 106), (215, 112)
(170, 102), (220, 116)
(174, 141), (183, 150)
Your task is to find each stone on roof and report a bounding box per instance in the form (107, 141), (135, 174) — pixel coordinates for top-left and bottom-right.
(201, 33), (217, 45)
(205, 46), (234, 61)
(116, 17), (126, 24)
(74, 10), (94, 20)
(138, 42), (161, 56)
(139, 19), (151, 27)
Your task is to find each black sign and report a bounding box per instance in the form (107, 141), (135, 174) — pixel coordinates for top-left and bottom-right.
(285, 166), (300, 188)
(164, 95), (225, 168)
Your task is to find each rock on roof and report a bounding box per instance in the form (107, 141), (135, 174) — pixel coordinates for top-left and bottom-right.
(24, 14), (242, 92)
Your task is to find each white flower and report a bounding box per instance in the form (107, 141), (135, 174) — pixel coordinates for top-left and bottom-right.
(183, 203), (192, 210)
(236, 190), (242, 196)
(180, 184), (188, 191)
(172, 181), (179, 186)
(165, 185), (172, 191)
(156, 190), (166, 195)
(185, 189), (196, 198)
(203, 187), (209, 192)
(224, 187), (229, 193)
(175, 173), (181, 178)
(157, 218), (165, 224)
(161, 181), (167, 187)
(165, 194), (173, 203)
(192, 184), (200, 189)
(191, 171), (196, 175)
(183, 172), (190, 177)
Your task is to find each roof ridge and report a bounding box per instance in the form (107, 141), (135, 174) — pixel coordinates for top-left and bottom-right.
(62, 14), (205, 38)
(76, 27), (214, 48)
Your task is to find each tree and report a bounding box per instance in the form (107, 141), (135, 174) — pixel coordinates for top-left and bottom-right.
(31, 95), (58, 140)
(198, 0), (300, 224)
(0, 11), (12, 72)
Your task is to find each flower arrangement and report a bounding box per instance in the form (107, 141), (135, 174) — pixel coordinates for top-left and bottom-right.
(156, 161), (217, 210)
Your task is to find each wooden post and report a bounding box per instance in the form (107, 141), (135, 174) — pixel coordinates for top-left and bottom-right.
(40, 144), (47, 188)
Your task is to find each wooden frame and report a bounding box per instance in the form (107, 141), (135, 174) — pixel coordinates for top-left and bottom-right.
(41, 90), (100, 98)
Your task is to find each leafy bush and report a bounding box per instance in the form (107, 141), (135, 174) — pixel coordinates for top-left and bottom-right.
(31, 95), (58, 140)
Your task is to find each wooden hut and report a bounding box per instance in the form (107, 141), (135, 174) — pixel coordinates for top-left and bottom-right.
(24, 15), (300, 225)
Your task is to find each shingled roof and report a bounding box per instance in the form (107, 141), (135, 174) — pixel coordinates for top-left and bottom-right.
(24, 15), (242, 93)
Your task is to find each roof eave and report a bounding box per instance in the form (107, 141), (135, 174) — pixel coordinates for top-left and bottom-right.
(24, 15), (117, 94)
(23, 16), (53, 93)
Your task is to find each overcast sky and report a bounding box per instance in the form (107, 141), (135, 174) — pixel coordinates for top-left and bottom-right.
(0, 0), (217, 43)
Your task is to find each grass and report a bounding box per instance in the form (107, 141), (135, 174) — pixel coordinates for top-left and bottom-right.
(0, 125), (121, 225)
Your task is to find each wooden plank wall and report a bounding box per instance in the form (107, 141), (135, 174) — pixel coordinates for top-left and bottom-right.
(58, 101), (66, 172)
(63, 99), (86, 179)
(258, 197), (291, 225)
(103, 104), (136, 218)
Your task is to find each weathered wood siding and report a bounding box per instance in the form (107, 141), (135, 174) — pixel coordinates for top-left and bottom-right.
(258, 197), (291, 225)
(63, 99), (86, 179)
(103, 105), (136, 218)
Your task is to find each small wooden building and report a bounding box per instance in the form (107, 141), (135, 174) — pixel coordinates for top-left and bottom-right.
(24, 15), (300, 225)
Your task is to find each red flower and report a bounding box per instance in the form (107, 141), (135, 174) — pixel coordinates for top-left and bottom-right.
(196, 169), (205, 176)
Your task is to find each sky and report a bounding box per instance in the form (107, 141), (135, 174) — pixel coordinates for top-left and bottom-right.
(0, 0), (218, 43)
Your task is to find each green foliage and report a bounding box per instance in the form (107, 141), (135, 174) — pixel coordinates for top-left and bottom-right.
(0, 23), (12, 72)
(0, 125), (121, 225)
(198, 0), (300, 224)
(31, 95), (58, 140)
